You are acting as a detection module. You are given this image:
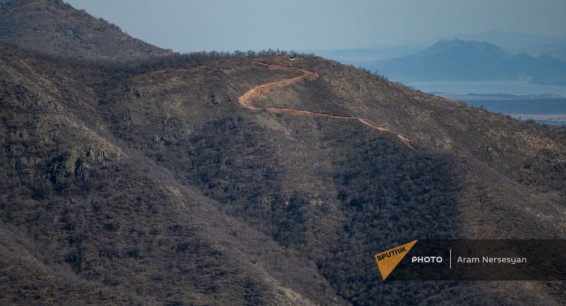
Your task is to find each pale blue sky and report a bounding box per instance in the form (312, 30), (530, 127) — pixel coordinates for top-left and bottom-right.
(65, 0), (566, 52)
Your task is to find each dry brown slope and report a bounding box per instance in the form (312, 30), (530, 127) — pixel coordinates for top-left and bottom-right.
(0, 45), (348, 305)
(239, 61), (414, 148)
(93, 55), (564, 304)
(0, 15), (564, 301)
(252, 56), (566, 239)
(0, 0), (169, 61)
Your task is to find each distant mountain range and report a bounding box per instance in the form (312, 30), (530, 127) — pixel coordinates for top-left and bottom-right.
(449, 30), (566, 61)
(372, 39), (566, 85)
(311, 45), (425, 64)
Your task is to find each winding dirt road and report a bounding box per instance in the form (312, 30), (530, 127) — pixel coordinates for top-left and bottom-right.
(238, 61), (414, 149)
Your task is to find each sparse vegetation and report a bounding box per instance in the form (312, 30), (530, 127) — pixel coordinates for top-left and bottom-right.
(0, 1), (564, 305)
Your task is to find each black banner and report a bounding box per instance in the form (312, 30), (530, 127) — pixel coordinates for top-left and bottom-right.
(375, 240), (566, 281)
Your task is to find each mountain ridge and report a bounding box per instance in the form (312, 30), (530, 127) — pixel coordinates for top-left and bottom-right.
(0, 0), (170, 61)
(448, 30), (566, 60)
(373, 39), (566, 85)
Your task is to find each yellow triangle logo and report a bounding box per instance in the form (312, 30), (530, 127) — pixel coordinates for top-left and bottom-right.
(374, 240), (418, 280)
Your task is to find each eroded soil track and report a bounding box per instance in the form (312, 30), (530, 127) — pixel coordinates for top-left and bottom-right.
(238, 61), (414, 149)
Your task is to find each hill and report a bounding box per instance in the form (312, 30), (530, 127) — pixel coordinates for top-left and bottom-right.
(1, 1), (565, 305)
(373, 39), (566, 85)
(0, 0), (170, 60)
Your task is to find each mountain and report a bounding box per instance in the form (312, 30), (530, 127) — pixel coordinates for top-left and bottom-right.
(373, 39), (566, 85)
(0, 0), (170, 60)
(449, 30), (566, 61)
(311, 45), (426, 65)
(1, 1), (565, 305)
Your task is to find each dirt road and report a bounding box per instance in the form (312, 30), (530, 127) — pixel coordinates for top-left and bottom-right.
(238, 61), (414, 149)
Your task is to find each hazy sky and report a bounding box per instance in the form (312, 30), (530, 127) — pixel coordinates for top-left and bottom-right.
(65, 0), (566, 52)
